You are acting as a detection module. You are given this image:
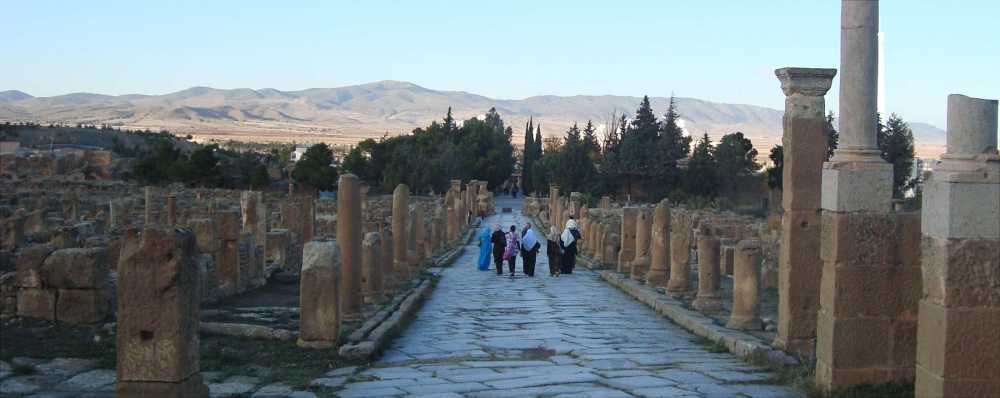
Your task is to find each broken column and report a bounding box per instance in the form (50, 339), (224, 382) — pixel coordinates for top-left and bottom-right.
(297, 240), (341, 349)
(362, 232), (384, 304)
(392, 184), (410, 281)
(116, 227), (209, 398)
(213, 210), (240, 294)
(630, 207), (652, 281)
(166, 194), (177, 225)
(666, 210), (694, 294)
(143, 186), (156, 225)
(815, 0), (901, 390)
(617, 207), (638, 274)
(916, 94), (1000, 397)
(380, 226), (395, 293)
(692, 225), (723, 312)
(646, 199), (671, 286)
(728, 240), (763, 330)
(337, 174), (363, 321)
(773, 67), (837, 356)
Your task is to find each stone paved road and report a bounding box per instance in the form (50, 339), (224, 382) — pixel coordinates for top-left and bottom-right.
(337, 199), (802, 397)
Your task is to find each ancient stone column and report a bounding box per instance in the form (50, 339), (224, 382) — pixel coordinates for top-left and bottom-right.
(773, 67), (837, 356)
(445, 189), (457, 242)
(666, 210), (693, 294)
(617, 207), (638, 274)
(165, 194), (177, 225)
(916, 94), (1000, 398)
(298, 240), (341, 349)
(692, 226), (723, 312)
(815, 1), (901, 391)
(432, 205), (445, 254)
(337, 174), (362, 321)
(392, 184), (410, 281)
(469, 180), (480, 216)
(301, 195), (315, 243)
(728, 240), (763, 330)
(143, 186), (156, 225)
(719, 242), (736, 275)
(379, 226), (395, 293)
(549, 185), (560, 229)
(411, 205), (426, 269)
(599, 196), (611, 210)
(116, 226), (209, 397)
(214, 210), (241, 293)
(646, 199), (671, 286)
(109, 199), (126, 230)
(240, 191), (267, 248)
(630, 208), (652, 281)
(361, 232), (384, 304)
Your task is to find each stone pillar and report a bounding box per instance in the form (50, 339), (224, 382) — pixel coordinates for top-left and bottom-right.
(109, 199), (126, 230)
(646, 199), (671, 286)
(432, 205), (445, 253)
(165, 194), (177, 225)
(692, 226), (723, 312)
(617, 207), (638, 274)
(599, 196), (611, 210)
(241, 191), (267, 248)
(916, 94), (1000, 398)
(728, 240), (763, 330)
(816, 1), (900, 391)
(666, 210), (694, 294)
(549, 185), (560, 229)
(298, 240), (341, 349)
(265, 229), (290, 268)
(411, 205), (425, 269)
(773, 67), (837, 356)
(143, 186), (156, 225)
(392, 184), (410, 281)
(116, 227), (209, 398)
(361, 232), (384, 304)
(379, 226), (394, 293)
(630, 208), (652, 281)
(720, 242), (736, 275)
(301, 195), (315, 243)
(445, 189), (457, 242)
(214, 210), (240, 294)
(336, 174), (362, 321)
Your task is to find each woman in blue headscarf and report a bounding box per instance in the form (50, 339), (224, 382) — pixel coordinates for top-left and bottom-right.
(477, 224), (492, 270)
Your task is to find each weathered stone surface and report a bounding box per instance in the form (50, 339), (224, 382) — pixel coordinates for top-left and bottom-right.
(692, 227), (723, 313)
(265, 229), (290, 267)
(15, 244), (54, 288)
(392, 184), (410, 281)
(117, 227), (204, 388)
(337, 174), (363, 321)
(617, 207), (637, 274)
(56, 288), (109, 324)
(187, 218), (218, 253)
(727, 240), (762, 331)
(39, 247), (108, 289)
(16, 287), (55, 320)
(629, 208), (652, 281)
(214, 210), (240, 241)
(362, 232), (384, 304)
(298, 240), (341, 348)
(666, 210), (693, 294)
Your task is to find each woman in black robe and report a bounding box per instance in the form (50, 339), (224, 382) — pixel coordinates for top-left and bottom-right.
(546, 226), (562, 277)
(559, 219), (581, 274)
(490, 224), (507, 275)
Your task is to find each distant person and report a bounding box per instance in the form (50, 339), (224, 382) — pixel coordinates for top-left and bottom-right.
(520, 223), (541, 277)
(560, 219), (581, 274)
(477, 224), (492, 271)
(503, 225), (520, 277)
(546, 226), (562, 277)
(490, 224), (507, 275)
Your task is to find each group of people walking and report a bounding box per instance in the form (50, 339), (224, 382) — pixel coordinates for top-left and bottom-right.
(476, 219), (580, 277)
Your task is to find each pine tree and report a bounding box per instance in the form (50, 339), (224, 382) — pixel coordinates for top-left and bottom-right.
(443, 107), (456, 134)
(655, 96), (692, 192)
(878, 113), (916, 198)
(714, 132), (760, 197)
(826, 111), (839, 160)
(686, 133), (718, 198)
(522, 117), (535, 194)
(582, 120), (601, 162)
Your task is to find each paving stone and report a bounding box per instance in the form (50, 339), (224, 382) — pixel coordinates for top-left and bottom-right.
(554, 389), (635, 398)
(631, 386), (702, 397)
(484, 372), (599, 389)
(54, 369), (115, 391)
(729, 384), (801, 397)
(35, 358), (97, 377)
(308, 377), (347, 388)
(286, 392), (317, 398)
(208, 381), (256, 397)
(400, 382), (491, 395)
(337, 386), (406, 397)
(701, 370), (774, 383)
(1, 377), (42, 395)
(604, 375), (676, 389)
(251, 383), (293, 397)
(324, 366), (357, 377)
(0, 360), (10, 380)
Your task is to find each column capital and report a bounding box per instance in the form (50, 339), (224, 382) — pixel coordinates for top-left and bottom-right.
(775, 68), (837, 97)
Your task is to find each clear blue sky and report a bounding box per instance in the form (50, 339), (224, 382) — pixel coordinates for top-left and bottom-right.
(4, 0), (998, 127)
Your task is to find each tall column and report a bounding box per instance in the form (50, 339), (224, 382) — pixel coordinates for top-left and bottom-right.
(646, 199), (671, 286)
(445, 189), (457, 241)
(617, 207), (638, 274)
(392, 184), (410, 282)
(773, 67), (837, 355)
(301, 195), (315, 243)
(298, 240), (341, 349)
(411, 205), (426, 269)
(630, 208), (652, 281)
(692, 225), (723, 312)
(666, 209), (694, 294)
(379, 226), (394, 293)
(728, 240), (763, 330)
(165, 194), (177, 225)
(816, 0), (899, 391)
(116, 227), (209, 397)
(916, 94), (999, 398)
(362, 232), (384, 305)
(143, 186), (156, 225)
(549, 185), (560, 229)
(337, 174), (362, 321)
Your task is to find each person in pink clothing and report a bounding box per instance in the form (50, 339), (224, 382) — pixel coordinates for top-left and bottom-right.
(502, 225), (520, 277)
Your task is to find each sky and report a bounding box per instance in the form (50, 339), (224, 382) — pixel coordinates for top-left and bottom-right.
(4, 0), (999, 127)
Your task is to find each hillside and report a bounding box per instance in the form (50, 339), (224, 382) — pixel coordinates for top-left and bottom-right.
(0, 81), (947, 158)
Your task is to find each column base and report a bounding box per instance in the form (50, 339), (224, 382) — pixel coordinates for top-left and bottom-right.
(821, 160), (893, 212)
(116, 374), (209, 398)
(692, 295), (724, 313)
(726, 315), (762, 331)
(645, 270), (668, 287)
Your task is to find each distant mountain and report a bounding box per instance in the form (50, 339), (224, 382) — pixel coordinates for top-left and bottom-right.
(0, 81), (946, 158)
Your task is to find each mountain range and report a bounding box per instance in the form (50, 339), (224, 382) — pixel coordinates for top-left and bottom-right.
(0, 80), (946, 158)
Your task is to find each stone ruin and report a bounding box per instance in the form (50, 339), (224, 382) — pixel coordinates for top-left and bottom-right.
(527, 2), (999, 395)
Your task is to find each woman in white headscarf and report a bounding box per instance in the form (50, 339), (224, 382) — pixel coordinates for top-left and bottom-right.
(559, 218), (581, 274)
(520, 223), (541, 277)
(546, 226), (562, 277)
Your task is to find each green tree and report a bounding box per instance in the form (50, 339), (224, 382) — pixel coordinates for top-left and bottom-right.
(581, 120), (601, 162)
(878, 113), (916, 198)
(766, 145), (784, 190)
(686, 133), (718, 198)
(826, 112), (839, 160)
(292, 143), (338, 192)
(655, 96), (692, 192)
(522, 117), (536, 194)
(714, 132), (759, 198)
